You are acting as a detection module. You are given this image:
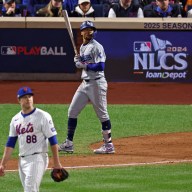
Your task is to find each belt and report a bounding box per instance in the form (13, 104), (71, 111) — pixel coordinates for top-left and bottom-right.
(84, 77), (101, 82)
(21, 152), (41, 158)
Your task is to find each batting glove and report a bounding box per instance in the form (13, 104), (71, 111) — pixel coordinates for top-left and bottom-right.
(75, 61), (88, 69)
(74, 55), (81, 63)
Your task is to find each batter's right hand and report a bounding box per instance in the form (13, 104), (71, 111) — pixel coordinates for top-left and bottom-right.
(74, 55), (81, 63)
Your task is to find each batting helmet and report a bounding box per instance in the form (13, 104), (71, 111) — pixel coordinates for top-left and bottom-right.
(80, 20), (96, 31)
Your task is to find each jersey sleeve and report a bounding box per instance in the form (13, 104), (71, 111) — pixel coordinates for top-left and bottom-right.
(92, 44), (106, 63)
(41, 112), (57, 139)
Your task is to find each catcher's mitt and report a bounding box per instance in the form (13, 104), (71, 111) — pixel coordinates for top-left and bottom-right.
(51, 168), (69, 182)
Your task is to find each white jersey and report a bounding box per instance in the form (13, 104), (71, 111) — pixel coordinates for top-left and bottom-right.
(80, 39), (106, 80)
(9, 108), (57, 157)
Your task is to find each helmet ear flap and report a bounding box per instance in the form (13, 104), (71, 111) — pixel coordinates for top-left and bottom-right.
(93, 30), (97, 38)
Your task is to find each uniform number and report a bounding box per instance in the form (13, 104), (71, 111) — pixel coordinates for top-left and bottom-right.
(26, 135), (37, 143)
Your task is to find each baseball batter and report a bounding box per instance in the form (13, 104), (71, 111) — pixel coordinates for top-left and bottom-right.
(59, 20), (115, 154)
(0, 86), (63, 192)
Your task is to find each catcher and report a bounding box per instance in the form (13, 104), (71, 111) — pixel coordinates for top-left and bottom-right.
(0, 86), (68, 191)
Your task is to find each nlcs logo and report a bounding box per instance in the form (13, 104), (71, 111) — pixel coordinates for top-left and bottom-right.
(133, 34), (188, 71)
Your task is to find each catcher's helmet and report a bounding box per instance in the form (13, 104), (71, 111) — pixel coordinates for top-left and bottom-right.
(80, 20), (96, 31)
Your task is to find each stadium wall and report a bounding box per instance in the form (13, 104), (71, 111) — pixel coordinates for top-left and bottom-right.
(0, 17), (192, 82)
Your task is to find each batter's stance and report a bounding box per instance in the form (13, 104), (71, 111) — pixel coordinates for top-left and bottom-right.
(59, 20), (115, 154)
(0, 87), (63, 192)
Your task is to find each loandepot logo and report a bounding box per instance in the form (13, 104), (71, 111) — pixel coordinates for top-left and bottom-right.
(133, 34), (188, 80)
(0, 46), (66, 56)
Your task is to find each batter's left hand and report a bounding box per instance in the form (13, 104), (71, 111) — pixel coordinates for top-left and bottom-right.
(75, 62), (88, 69)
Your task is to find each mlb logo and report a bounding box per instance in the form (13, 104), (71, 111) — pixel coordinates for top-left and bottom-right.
(1, 46), (16, 55)
(134, 42), (151, 52)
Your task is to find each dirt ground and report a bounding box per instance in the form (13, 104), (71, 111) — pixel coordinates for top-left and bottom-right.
(1, 81), (192, 170)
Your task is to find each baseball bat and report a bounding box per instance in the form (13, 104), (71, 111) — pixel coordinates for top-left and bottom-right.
(63, 10), (78, 55)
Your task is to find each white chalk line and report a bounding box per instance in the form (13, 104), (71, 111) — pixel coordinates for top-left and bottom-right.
(6, 159), (192, 172)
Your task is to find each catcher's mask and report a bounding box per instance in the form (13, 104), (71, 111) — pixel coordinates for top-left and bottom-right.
(80, 20), (97, 38)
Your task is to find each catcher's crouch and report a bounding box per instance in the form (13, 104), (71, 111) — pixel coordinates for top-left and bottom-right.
(59, 20), (115, 154)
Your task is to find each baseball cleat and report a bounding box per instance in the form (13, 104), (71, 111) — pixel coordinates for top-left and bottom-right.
(93, 143), (115, 154)
(59, 139), (74, 153)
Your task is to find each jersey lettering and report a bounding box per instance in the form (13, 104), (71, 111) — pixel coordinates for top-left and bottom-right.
(81, 54), (92, 62)
(16, 123), (34, 135)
